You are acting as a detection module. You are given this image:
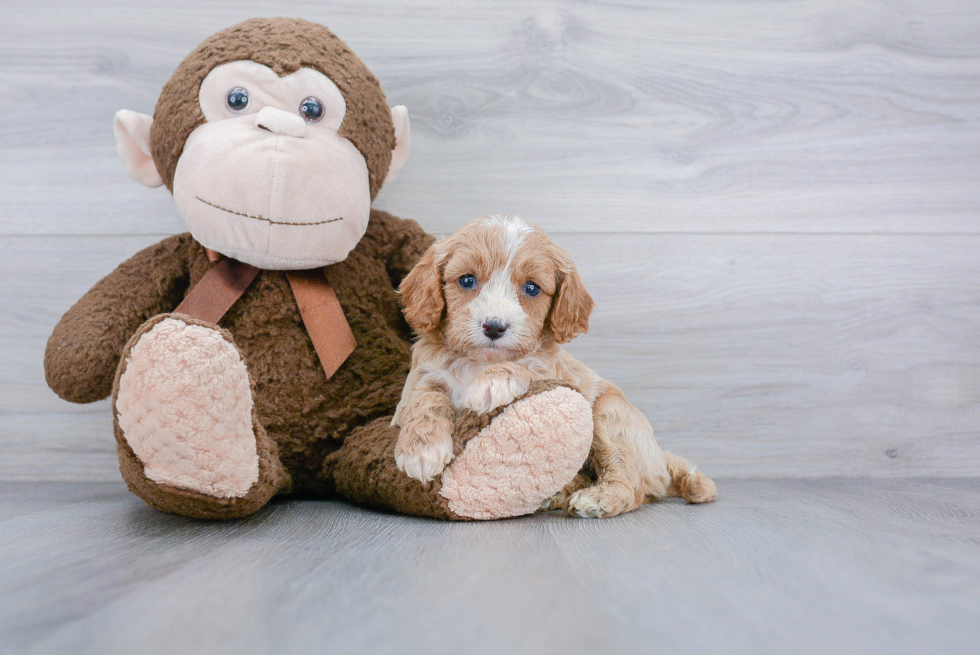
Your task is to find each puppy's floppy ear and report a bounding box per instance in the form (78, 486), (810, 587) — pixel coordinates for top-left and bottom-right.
(399, 244), (445, 334)
(548, 247), (594, 344)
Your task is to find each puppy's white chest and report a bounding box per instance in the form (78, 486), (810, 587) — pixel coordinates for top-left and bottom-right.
(446, 362), (488, 410)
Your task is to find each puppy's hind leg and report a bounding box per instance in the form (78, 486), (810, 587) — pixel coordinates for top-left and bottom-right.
(539, 472), (592, 512)
(664, 451), (717, 504)
(565, 382), (719, 517)
(565, 383), (658, 518)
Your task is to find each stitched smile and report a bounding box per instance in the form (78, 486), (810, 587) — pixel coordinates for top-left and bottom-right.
(196, 197), (343, 226)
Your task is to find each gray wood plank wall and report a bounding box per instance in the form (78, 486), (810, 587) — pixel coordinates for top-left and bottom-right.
(2, 0), (978, 480)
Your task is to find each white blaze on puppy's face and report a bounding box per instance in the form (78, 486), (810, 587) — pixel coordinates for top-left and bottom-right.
(464, 216), (532, 349)
(439, 215), (558, 360)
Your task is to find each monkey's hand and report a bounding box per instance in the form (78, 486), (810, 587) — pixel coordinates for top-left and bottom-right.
(463, 363), (532, 414)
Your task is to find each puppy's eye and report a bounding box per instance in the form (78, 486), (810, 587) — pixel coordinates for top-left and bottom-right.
(226, 87), (249, 113)
(299, 96), (324, 123)
(459, 274), (477, 289)
(523, 282), (541, 297)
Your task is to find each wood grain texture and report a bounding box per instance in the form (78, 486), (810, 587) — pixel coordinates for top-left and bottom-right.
(1, 479), (978, 654)
(1, 0), (979, 235)
(1, 0), (978, 481)
(3, 233), (978, 479)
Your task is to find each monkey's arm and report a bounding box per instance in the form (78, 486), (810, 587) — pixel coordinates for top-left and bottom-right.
(44, 233), (196, 403)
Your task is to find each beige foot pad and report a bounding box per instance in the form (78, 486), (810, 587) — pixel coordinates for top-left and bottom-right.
(439, 386), (593, 520)
(115, 317), (259, 498)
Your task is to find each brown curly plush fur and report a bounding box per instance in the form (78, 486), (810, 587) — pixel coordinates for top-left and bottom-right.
(151, 17), (395, 199)
(42, 18), (438, 519)
(46, 210), (434, 497)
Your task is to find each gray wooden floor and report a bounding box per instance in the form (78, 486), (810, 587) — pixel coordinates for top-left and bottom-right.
(1, 479), (978, 655)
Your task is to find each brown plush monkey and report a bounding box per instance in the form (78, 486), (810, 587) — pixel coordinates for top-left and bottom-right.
(44, 18), (594, 520)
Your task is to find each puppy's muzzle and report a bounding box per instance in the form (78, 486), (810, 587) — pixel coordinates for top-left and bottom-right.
(482, 319), (508, 341)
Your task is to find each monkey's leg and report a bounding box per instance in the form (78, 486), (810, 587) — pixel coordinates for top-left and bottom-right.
(113, 314), (290, 520)
(324, 380), (593, 520)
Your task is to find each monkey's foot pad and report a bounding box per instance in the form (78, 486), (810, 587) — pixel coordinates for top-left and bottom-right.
(440, 386), (594, 520)
(115, 316), (259, 499)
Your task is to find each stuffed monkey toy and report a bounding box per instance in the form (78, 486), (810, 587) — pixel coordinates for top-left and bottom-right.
(44, 18), (594, 520)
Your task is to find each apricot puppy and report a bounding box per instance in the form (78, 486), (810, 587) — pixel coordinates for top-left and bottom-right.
(392, 215), (717, 518)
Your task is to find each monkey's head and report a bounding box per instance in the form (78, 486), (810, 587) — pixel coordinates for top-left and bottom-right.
(114, 18), (409, 269)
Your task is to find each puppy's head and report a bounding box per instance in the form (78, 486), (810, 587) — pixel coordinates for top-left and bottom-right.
(400, 215), (594, 359)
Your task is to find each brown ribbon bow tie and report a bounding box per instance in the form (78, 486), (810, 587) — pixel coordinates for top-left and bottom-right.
(174, 248), (356, 379)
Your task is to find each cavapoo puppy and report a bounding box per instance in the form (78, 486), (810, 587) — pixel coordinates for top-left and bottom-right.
(392, 215), (716, 518)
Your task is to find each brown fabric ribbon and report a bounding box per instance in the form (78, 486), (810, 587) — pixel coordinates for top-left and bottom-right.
(286, 269), (357, 380)
(174, 251), (356, 379)
(174, 258), (261, 325)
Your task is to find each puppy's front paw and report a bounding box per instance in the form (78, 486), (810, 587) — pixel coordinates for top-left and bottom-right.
(395, 433), (454, 483)
(566, 483), (639, 519)
(464, 374), (529, 414)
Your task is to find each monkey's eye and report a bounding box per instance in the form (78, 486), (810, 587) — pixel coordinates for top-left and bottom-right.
(459, 275), (477, 289)
(226, 87), (250, 113)
(299, 96), (324, 123)
(523, 282), (541, 297)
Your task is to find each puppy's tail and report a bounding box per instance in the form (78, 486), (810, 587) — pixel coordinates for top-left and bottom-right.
(664, 451), (717, 504)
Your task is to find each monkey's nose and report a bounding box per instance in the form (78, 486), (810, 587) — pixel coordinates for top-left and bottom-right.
(482, 319), (508, 341)
(254, 106), (307, 138)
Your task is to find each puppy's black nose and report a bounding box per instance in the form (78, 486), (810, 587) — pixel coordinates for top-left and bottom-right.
(482, 319), (508, 340)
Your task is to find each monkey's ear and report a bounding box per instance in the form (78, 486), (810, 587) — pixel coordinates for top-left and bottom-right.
(113, 109), (164, 188)
(385, 105), (411, 185)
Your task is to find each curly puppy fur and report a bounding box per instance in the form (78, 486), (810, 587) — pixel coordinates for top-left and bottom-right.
(393, 215), (717, 518)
